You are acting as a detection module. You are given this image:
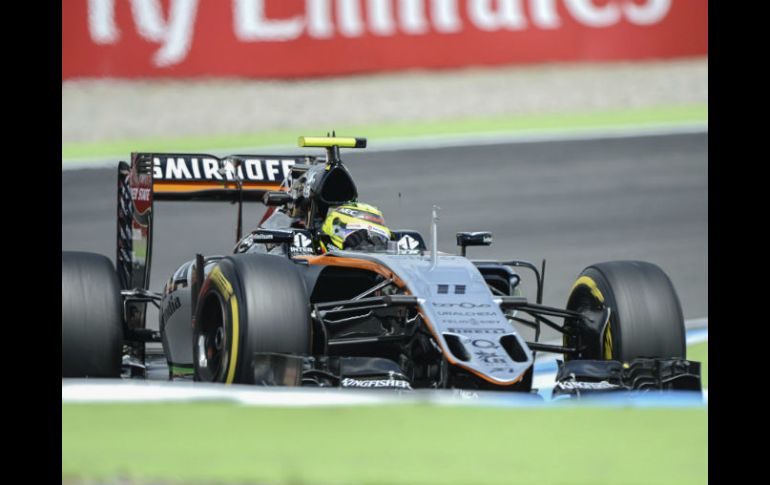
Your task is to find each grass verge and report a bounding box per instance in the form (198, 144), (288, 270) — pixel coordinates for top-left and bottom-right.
(62, 404), (706, 485)
(688, 341), (708, 388)
(62, 104), (707, 163)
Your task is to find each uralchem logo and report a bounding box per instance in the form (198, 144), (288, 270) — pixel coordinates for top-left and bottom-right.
(86, 0), (673, 68)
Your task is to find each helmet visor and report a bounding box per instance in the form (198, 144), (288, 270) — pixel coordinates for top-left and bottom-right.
(334, 207), (385, 226)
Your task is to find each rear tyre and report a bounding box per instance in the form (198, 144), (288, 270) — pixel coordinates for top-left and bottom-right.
(565, 261), (685, 361)
(193, 254), (311, 384)
(62, 252), (123, 377)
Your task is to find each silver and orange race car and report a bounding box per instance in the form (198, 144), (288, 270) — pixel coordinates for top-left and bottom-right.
(62, 136), (701, 395)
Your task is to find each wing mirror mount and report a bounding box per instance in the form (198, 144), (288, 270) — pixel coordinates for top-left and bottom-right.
(457, 232), (493, 257)
(263, 191), (293, 206)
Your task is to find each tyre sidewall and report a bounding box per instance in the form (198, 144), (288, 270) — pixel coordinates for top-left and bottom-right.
(193, 274), (234, 383)
(567, 261), (686, 361)
(578, 267), (622, 361)
(193, 254), (311, 384)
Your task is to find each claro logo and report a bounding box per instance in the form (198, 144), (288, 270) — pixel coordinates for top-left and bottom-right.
(86, 0), (673, 67)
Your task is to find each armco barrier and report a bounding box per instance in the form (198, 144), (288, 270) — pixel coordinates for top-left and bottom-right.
(63, 0), (707, 80)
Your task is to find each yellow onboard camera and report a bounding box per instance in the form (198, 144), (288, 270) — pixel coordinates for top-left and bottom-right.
(298, 136), (367, 149)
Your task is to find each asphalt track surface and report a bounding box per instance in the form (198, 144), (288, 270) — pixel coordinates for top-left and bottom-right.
(62, 133), (707, 342)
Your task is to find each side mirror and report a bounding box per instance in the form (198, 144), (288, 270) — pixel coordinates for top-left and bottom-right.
(263, 191), (293, 206)
(457, 231), (492, 257)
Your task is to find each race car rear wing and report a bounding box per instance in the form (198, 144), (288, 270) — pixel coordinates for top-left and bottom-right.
(116, 152), (320, 330)
(117, 136), (365, 331)
(145, 152), (320, 201)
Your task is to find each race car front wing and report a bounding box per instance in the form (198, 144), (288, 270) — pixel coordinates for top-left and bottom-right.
(552, 358), (702, 397)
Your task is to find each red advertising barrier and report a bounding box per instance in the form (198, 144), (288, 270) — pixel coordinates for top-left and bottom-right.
(62, 0), (707, 80)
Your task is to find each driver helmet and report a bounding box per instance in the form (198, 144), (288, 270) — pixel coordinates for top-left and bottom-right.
(321, 202), (393, 251)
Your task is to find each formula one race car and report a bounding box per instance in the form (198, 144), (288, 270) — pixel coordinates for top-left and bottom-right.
(62, 135), (701, 394)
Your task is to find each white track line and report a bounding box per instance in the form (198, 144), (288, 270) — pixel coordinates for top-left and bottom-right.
(61, 381), (403, 406)
(61, 380), (706, 408)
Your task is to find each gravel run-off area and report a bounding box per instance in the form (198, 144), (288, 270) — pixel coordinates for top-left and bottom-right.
(62, 58), (707, 143)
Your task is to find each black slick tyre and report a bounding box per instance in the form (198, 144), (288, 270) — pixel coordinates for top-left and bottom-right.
(193, 254), (311, 384)
(62, 251), (123, 377)
(565, 261), (686, 361)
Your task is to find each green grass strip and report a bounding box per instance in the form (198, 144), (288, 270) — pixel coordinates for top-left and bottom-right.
(688, 341), (708, 388)
(169, 365), (193, 375)
(62, 404), (706, 485)
(62, 104), (707, 163)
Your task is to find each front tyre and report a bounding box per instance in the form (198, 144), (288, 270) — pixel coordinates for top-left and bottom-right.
(565, 261), (685, 361)
(193, 254), (311, 384)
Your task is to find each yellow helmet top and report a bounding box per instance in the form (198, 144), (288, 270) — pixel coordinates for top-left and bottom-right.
(321, 202), (392, 250)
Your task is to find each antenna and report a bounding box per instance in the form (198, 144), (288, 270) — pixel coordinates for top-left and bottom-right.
(430, 205), (441, 270)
